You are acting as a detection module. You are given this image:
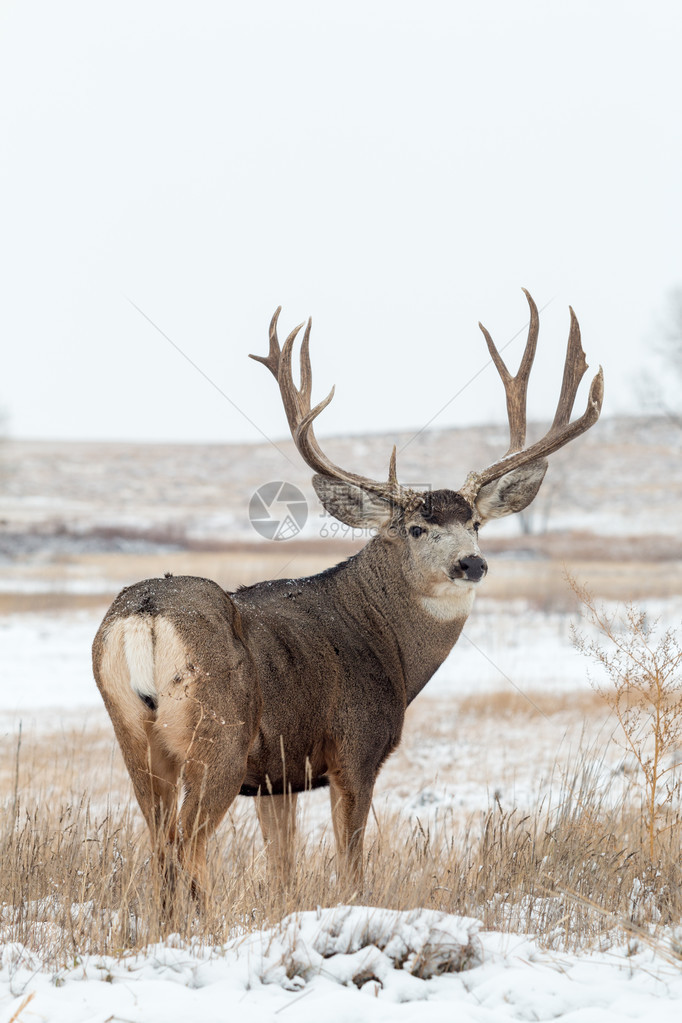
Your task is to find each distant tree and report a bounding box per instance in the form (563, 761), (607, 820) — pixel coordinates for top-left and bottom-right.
(478, 430), (561, 536)
(517, 477), (558, 536)
(638, 286), (682, 428)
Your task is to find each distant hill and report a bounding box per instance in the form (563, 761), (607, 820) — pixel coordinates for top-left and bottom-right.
(0, 416), (679, 557)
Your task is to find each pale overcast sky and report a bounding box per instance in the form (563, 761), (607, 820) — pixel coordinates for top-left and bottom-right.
(0, 1), (680, 444)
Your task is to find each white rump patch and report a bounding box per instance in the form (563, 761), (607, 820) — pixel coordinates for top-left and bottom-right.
(123, 617), (156, 700)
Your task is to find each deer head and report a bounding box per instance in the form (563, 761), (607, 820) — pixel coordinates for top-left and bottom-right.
(250, 291), (604, 600)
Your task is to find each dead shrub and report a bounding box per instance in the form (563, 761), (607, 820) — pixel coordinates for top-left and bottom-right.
(570, 578), (682, 860)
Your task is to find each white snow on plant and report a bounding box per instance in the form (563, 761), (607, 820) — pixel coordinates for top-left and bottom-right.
(2, 906), (682, 1022)
(244, 905), (482, 992)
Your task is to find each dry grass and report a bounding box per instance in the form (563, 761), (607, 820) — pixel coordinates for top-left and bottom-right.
(3, 754), (680, 967)
(454, 689), (607, 719)
(3, 698), (682, 969)
(3, 547), (681, 618)
(0, 594), (109, 614)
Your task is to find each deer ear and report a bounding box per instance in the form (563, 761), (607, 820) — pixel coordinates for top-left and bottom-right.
(474, 459), (548, 524)
(312, 475), (395, 528)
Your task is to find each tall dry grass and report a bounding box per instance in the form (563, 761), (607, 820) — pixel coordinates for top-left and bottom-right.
(2, 721), (682, 970)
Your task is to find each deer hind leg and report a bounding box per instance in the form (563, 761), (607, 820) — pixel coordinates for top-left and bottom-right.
(173, 751), (250, 899)
(153, 689), (256, 899)
(255, 791), (298, 882)
(328, 773), (373, 891)
(142, 721), (181, 850)
(96, 613), (259, 902)
(160, 688), (254, 898)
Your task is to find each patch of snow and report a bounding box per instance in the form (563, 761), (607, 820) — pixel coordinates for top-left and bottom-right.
(0, 613), (104, 731)
(2, 907), (682, 1022)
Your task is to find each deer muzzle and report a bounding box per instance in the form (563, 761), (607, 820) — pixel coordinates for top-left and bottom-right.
(454, 556), (488, 583)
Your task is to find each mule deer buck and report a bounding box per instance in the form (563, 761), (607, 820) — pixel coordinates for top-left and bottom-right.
(93, 290), (603, 896)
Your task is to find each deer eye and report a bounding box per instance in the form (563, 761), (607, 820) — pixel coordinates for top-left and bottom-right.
(409, 525), (426, 539)
(473, 521), (480, 534)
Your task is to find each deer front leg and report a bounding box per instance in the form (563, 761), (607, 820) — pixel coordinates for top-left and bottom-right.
(255, 791), (298, 882)
(328, 773), (373, 891)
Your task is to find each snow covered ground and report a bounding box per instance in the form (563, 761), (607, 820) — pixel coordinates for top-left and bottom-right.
(2, 905), (682, 1022)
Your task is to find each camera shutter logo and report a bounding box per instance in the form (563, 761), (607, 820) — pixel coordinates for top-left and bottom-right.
(249, 481), (308, 540)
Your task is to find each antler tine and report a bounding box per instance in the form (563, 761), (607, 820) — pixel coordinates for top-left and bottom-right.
(250, 313), (315, 440)
(251, 309), (411, 505)
(279, 321), (309, 420)
(249, 306), (284, 379)
(299, 318), (313, 410)
(293, 386), (338, 471)
(549, 306), (587, 433)
(388, 445), (398, 487)
(460, 297), (604, 505)
(479, 288), (539, 454)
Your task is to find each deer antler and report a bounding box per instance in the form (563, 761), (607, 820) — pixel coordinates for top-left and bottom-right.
(251, 308), (411, 505)
(460, 290), (604, 505)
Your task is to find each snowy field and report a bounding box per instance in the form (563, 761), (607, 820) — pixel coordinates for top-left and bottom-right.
(2, 597), (682, 1020)
(3, 906), (682, 1022)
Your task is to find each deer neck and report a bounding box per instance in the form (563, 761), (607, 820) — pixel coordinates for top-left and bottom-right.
(341, 537), (475, 704)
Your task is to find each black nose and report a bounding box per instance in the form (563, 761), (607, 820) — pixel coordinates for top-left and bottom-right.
(458, 555), (488, 582)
